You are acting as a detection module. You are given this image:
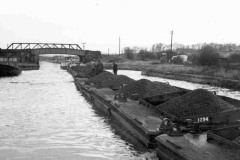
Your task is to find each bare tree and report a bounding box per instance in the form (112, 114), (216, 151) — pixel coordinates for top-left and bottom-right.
(151, 43), (164, 52)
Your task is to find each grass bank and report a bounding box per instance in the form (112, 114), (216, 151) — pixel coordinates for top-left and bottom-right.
(103, 60), (240, 81)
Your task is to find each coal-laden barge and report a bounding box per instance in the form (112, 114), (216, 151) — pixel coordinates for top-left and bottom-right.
(67, 65), (240, 160)
(0, 56), (22, 77)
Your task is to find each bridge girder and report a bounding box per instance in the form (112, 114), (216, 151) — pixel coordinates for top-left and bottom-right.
(7, 43), (82, 50)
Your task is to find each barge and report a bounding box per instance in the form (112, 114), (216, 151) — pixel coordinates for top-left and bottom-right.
(75, 77), (163, 148)
(67, 67), (240, 160)
(0, 57), (22, 77)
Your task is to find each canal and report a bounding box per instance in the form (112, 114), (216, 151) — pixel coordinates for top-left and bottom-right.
(2, 62), (240, 160)
(0, 61), (157, 160)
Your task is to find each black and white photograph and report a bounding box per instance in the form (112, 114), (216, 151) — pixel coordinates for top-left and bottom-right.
(1, 0), (240, 159)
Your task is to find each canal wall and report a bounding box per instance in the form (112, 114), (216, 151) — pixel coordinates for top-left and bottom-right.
(142, 69), (240, 90)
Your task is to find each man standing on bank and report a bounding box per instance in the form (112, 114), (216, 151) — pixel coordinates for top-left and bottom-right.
(91, 59), (96, 77)
(113, 61), (118, 75)
(96, 59), (103, 75)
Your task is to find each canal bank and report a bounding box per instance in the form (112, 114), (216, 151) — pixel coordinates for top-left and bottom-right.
(67, 66), (240, 160)
(142, 69), (240, 90)
(103, 62), (240, 90)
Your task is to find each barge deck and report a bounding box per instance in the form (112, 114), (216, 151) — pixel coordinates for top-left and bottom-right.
(155, 132), (240, 160)
(67, 67), (240, 160)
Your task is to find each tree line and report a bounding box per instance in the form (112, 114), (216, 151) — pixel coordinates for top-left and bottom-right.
(126, 42), (240, 53)
(123, 42), (240, 67)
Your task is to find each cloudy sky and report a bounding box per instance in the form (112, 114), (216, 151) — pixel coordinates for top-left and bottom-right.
(0, 0), (239, 53)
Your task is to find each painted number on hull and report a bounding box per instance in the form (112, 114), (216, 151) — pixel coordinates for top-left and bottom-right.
(198, 117), (209, 123)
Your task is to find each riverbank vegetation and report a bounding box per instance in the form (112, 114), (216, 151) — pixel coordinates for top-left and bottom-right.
(101, 43), (240, 81)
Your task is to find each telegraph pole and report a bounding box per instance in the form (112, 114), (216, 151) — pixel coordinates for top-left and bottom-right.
(119, 36), (121, 55)
(170, 31), (173, 52)
(82, 43), (86, 50)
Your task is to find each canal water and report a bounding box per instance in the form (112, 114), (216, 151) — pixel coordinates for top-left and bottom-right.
(0, 62), (157, 160)
(2, 62), (240, 160)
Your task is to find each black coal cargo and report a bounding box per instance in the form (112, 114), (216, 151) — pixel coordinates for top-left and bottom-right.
(156, 89), (237, 118)
(116, 79), (179, 100)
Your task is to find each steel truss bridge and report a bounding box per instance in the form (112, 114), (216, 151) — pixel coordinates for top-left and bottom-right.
(6, 43), (86, 56)
(0, 43), (100, 70)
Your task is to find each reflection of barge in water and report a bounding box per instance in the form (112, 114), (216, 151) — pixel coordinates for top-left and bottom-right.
(67, 67), (240, 160)
(0, 57), (22, 77)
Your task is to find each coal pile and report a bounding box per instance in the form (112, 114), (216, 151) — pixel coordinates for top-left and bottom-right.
(156, 89), (237, 118)
(89, 72), (135, 90)
(116, 79), (179, 100)
(109, 75), (135, 89)
(89, 71), (114, 83)
(71, 65), (92, 78)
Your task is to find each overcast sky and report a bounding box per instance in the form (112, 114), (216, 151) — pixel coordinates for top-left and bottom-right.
(1, 0), (240, 53)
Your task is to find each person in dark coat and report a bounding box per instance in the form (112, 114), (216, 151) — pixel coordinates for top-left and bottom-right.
(113, 61), (118, 75)
(91, 59), (96, 77)
(96, 60), (103, 75)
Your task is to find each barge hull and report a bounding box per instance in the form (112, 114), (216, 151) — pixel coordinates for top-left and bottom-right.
(89, 83), (158, 148)
(72, 75), (158, 148)
(92, 94), (153, 147)
(0, 64), (22, 77)
(68, 67), (240, 160)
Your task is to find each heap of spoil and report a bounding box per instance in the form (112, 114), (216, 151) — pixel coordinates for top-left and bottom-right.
(71, 65), (92, 78)
(156, 89), (237, 118)
(89, 72), (135, 89)
(116, 79), (179, 100)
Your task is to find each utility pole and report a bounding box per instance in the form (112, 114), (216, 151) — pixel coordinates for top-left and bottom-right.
(119, 36), (120, 55)
(170, 31), (173, 52)
(82, 43), (86, 50)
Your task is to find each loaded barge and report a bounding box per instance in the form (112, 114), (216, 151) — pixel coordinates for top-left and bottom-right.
(67, 66), (240, 160)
